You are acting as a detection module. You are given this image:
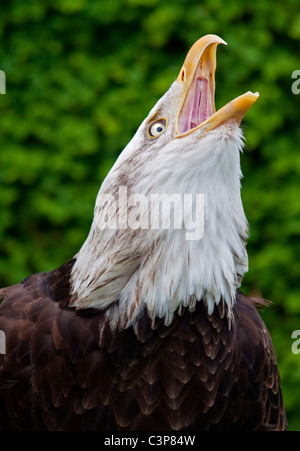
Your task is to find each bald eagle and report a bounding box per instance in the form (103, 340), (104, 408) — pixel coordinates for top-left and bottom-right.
(0, 35), (286, 431)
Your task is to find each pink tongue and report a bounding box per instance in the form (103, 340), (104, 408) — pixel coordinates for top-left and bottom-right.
(178, 77), (212, 134)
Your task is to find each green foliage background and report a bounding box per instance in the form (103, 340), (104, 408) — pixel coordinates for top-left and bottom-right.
(0, 0), (299, 430)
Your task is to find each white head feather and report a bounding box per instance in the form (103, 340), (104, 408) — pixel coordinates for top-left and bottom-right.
(70, 35), (258, 329)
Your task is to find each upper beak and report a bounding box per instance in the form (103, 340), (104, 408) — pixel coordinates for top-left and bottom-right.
(176, 34), (259, 138)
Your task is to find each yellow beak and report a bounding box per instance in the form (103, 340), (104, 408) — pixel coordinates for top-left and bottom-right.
(176, 34), (259, 137)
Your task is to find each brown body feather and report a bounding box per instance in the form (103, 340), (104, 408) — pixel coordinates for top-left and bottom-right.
(0, 260), (286, 430)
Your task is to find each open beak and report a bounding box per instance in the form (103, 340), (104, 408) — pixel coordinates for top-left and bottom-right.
(176, 34), (259, 138)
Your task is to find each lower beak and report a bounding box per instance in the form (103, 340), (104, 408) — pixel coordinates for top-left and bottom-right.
(175, 34), (259, 138)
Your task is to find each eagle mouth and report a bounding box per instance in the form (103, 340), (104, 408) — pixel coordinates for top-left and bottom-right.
(176, 35), (259, 138)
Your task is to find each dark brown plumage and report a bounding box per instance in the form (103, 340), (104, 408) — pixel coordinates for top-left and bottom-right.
(0, 260), (286, 430)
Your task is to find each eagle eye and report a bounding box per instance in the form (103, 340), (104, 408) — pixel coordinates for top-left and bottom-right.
(147, 119), (167, 138)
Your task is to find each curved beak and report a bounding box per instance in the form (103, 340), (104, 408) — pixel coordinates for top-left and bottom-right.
(176, 34), (259, 138)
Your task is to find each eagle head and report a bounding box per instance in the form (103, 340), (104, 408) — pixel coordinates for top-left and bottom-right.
(70, 35), (259, 329)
